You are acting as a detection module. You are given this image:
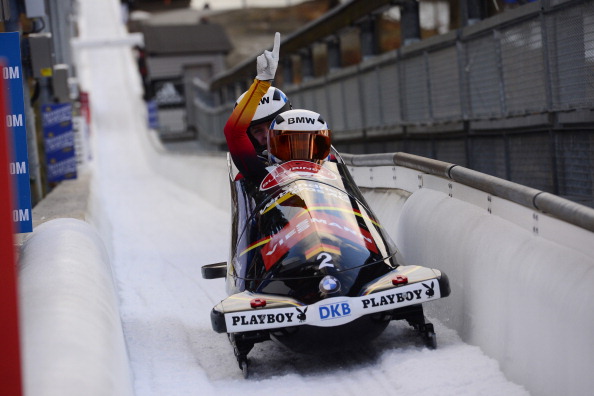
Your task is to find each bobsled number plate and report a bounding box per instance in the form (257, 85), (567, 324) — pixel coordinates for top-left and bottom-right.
(224, 279), (441, 333)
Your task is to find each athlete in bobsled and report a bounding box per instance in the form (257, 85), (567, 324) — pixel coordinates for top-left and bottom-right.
(202, 32), (451, 377)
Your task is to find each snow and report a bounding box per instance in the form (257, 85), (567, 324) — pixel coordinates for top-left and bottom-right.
(19, 0), (535, 394)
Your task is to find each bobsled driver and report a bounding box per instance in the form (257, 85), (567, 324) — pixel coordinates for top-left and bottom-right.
(224, 32), (332, 183)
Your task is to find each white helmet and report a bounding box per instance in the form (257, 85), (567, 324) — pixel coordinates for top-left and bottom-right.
(235, 86), (291, 127)
(268, 109), (332, 162)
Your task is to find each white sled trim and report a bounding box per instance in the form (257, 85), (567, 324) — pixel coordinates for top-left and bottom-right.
(223, 279), (441, 333)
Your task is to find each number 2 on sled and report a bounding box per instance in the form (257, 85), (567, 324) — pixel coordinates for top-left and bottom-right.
(317, 252), (334, 269)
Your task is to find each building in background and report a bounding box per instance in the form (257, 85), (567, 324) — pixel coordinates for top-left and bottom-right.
(130, 9), (232, 139)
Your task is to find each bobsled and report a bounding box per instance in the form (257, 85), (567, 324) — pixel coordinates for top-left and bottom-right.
(202, 150), (450, 377)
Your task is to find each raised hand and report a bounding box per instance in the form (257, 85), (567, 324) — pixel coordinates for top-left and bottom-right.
(256, 32), (281, 81)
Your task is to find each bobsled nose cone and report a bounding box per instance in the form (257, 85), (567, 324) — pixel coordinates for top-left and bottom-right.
(319, 275), (341, 294)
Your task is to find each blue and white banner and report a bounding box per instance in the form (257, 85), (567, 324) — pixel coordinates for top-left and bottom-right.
(222, 277), (442, 333)
(0, 32), (33, 233)
(42, 103), (77, 183)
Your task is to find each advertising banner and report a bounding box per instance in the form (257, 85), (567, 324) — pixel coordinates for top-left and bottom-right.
(147, 100), (159, 129)
(0, 32), (33, 233)
(42, 103), (77, 183)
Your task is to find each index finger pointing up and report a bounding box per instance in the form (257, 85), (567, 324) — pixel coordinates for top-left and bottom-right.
(272, 32), (280, 59)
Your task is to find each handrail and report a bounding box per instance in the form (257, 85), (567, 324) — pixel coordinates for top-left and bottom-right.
(341, 152), (594, 233)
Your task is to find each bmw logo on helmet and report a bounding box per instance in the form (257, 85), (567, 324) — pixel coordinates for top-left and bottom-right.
(319, 275), (341, 294)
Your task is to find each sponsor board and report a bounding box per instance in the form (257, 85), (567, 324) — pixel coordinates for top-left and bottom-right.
(147, 100), (159, 129)
(224, 279), (441, 332)
(42, 103), (77, 182)
(1, 32), (33, 233)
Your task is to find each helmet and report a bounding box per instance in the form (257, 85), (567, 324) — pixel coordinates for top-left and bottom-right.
(235, 86), (291, 127)
(268, 109), (332, 162)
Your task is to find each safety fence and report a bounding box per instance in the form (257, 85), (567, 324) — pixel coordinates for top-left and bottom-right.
(187, 0), (594, 206)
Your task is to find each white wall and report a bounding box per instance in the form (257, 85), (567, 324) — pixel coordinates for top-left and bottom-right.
(359, 166), (594, 396)
(19, 219), (134, 396)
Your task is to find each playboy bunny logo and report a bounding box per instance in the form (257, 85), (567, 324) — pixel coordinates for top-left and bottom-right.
(296, 306), (308, 322)
(423, 281), (435, 298)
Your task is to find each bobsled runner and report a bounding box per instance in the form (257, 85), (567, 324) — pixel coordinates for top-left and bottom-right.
(202, 150), (450, 377)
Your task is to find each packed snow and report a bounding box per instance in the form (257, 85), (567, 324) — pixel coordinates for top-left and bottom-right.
(67, 0), (530, 394)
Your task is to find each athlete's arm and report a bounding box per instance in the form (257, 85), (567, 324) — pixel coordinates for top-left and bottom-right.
(224, 32), (280, 183)
(224, 79), (271, 182)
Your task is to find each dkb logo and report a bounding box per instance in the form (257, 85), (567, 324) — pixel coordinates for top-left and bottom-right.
(319, 301), (351, 320)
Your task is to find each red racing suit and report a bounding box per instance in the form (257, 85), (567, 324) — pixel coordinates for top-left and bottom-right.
(224, 79), (271, 183)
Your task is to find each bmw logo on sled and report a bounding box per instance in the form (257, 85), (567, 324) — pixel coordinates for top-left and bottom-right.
(202, 149), (451, 378)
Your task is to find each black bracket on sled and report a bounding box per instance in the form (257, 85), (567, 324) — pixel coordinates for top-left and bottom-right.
(392, 304), (437, 349)
(229, 331), (271, 378)
(201, 262), (227, 279)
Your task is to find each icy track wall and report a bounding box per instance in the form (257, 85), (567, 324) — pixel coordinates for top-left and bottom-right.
(343, 153), (594, 396)
(18, 218), (135, 396)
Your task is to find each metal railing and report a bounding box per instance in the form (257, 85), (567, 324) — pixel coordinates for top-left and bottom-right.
(342, 151), (594, 233)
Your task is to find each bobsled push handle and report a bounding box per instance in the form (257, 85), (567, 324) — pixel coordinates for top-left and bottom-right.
(201, 262), (227, 279)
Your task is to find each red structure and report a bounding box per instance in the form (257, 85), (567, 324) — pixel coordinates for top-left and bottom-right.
(0, 62), (23, 396)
